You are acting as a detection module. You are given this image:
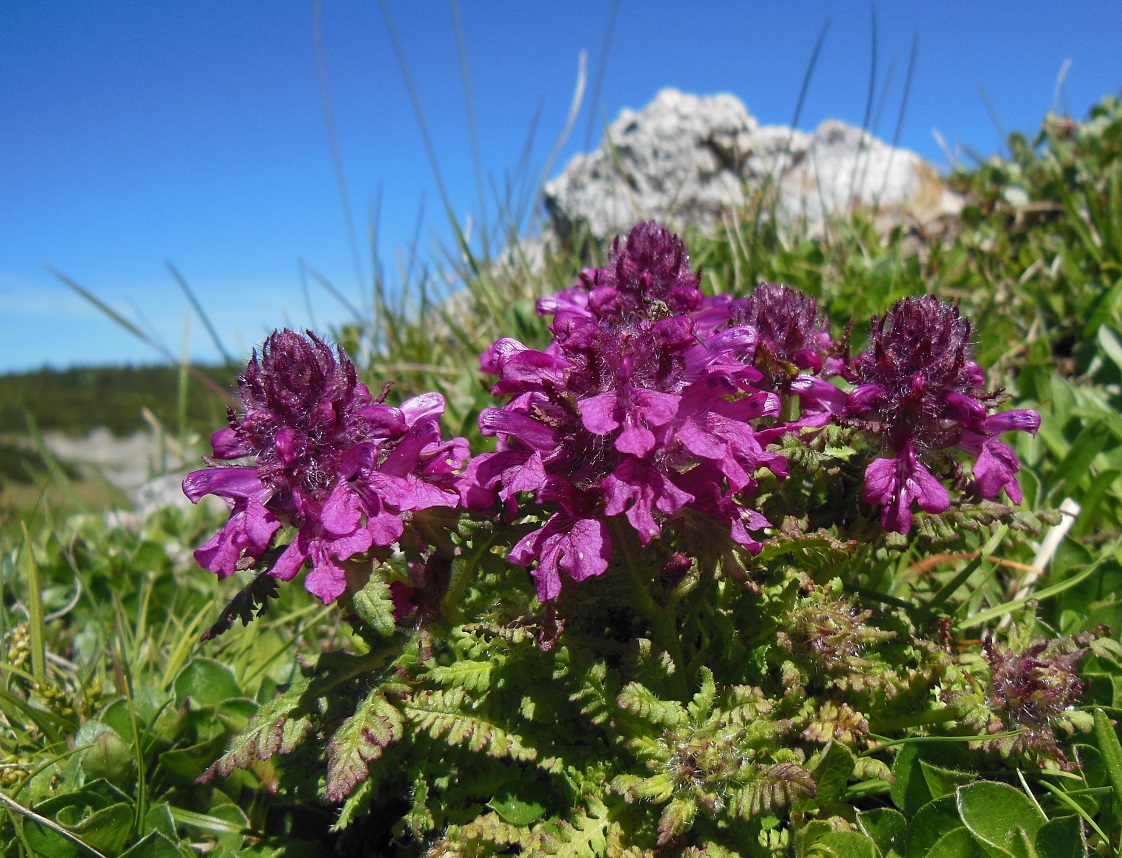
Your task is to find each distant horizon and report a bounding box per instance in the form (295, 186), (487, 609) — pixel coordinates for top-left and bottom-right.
(4, 2), (1120, 374)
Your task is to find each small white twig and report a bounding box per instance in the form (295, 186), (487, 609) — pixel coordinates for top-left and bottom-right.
(998, 497), (1081, 630)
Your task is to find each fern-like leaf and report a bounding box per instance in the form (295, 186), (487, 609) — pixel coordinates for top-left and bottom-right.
(532, 796), (615, 857)
(428, 659), (496, 693)
(732, 761), (816, 818)
(456, 810), (537, 849)
(325, 688), (405, 802)
(657, 795), (698, 846)
(617, 682), (687, 729)
(198, 675), (312, 782)
(405, 687), (538, 763)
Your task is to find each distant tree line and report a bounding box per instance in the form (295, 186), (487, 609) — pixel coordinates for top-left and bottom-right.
(0, 364), (236, 438)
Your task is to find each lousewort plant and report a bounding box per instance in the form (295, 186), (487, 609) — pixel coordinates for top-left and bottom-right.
(185, 223), (1109, 856)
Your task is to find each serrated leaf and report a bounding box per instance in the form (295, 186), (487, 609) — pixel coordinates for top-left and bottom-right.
(199, 675), (312, 781)
(353, 573), (397, 638)
(734, 762), (817, 818)
(611, 771), (676, 804)
(429, 659), (495, 692)
(325, 688), (404, 802)
(617, 682), (686, 728)
(657, 796), (697, 845)
(457, 810), (537, 848)
(687, 667), (716, 721)
(404, 687), (538, 763)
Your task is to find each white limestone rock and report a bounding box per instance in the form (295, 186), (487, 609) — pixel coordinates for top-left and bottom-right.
(543, 88), (962, 243)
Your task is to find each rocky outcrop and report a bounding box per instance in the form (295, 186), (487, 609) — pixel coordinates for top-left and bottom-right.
(543, 88), (962, 243)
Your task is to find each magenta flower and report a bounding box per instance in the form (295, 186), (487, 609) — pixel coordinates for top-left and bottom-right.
(184, 330), (466, 604)
(843, 297), (1039, 532)
(467, 223), (785, 601)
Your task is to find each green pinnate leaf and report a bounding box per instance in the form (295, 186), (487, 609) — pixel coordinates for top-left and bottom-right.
(611, 771), (676, 804)
(429, 658), (496, 693)
(352, 573), (397, 638)
(657, 795), (698, 845)
(733, 762), (817, 818)
(617, 681), (687, 728)
(198, 675), (312, 782)
(686, 666), (716, 721)
(457, 810), (537, 849)
(534, 796), (614, 857)
(325, 688), (404, 802)
(404, 687), (538, 763)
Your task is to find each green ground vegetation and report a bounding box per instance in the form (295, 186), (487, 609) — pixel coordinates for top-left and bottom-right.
(1, 94), (1122, 855)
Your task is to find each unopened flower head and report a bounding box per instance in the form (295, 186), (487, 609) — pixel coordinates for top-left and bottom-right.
(736, 282), (831, 376)
(228, 329), (373, 510)
(579, 221), (704, 322)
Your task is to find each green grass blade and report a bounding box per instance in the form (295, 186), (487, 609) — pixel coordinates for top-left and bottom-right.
(923, 524), (1007, 616)
(1035, 776), (1111, 848)
(165, 260), (235, 365)
(962, 551), (1110, 628)
(1096, 708), (1122, 811)
(18, 524), (46, 684)
(47, 266), (177, 363)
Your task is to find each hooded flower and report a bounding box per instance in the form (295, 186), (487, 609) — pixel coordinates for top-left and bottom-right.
(184, 330), (465, 604)
(844, 296), (1039, 532)
(467, 223), (784, 601)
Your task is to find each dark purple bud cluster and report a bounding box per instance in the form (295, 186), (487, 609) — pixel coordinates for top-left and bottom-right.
(983, 635), (1089, 768)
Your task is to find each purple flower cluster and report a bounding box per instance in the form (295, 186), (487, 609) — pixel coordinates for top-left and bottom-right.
(465, 222), (811, 602)
(185, 224), (1041, 610)
(842, 296), (1040, 532)
(183, 330), (467, 604)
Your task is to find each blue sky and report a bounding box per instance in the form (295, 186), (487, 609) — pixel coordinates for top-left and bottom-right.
(3, 1), (1120, 373)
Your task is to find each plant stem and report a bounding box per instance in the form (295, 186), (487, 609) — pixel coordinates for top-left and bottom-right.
(611, 520), (690, 701)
